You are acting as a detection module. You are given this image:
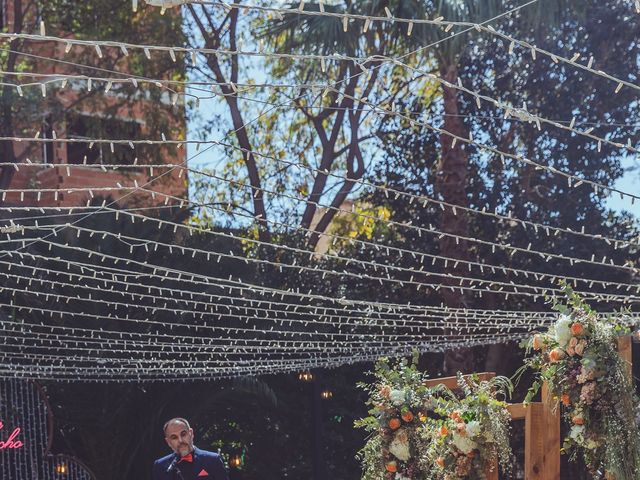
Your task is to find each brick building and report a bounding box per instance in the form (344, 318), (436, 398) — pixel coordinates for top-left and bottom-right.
(0, 0), (188, 209)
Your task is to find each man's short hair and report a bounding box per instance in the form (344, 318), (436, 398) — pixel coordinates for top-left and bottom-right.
(163, 417), (191, 435)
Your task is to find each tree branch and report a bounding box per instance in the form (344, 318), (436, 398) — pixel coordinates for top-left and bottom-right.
(308, 139), (365, 248)
(299, 63), (360, 229)
(0, 0), (25, 198)
(187, 4), (270, 241)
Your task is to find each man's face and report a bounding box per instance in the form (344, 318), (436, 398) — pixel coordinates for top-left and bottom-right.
(164, 422), (194, 457)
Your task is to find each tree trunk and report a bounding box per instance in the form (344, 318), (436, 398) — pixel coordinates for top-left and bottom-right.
(436, 63), (474, 375)
(187, 4), (270, 243)
(0, 0), (24, 202)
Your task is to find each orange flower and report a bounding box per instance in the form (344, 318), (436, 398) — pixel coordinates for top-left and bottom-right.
(450, 411), (462, 422)
(575, 340), (586, 356)
(440, 425), (449, 436)
(380, 386), (391, 399)
(388, 418), (401, 430)
(532, 334), (543, 351)
(571, 323), (584, 336)
(561, 394), (571, 406)
(436, 457), (445, 468)
(401, 411), (414, 423)
(548, 348), (565, 363)
(572, 416), (584, 425)
(385, 461), (398, 473)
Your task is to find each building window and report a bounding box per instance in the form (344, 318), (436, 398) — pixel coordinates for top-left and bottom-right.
(66, 114), (142, 166)
(42, 117), (55, 164)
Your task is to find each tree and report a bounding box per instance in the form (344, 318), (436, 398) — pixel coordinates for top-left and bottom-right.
(185, 1), (420, 246)
(0, 0), (41, 193)
(366, 0), (639, 434)
(0, 0), (185, 203)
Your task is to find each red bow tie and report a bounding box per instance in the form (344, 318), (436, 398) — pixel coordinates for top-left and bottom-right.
(178, 454), (193, 463)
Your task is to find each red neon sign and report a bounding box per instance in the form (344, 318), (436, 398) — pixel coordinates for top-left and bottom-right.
(0, 421), (24, 449)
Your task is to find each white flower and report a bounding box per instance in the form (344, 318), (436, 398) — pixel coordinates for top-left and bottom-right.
(569, 425), (585, 442)
(389, 429), (411, 461)
(585, 438), (599, 450)
(465, 420), (481, 438)
(452, 433), (477, 454)
(389, 389), (406, 406)
(554, 315), (573, 347)
(395, 475), (411, 480)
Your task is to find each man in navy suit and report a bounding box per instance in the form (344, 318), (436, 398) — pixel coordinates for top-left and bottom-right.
(152, 418), (229, 480)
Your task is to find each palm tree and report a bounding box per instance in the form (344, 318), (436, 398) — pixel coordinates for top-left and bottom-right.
(262, 1), (575, 373)
(407, 0), (504, 374)
(409, 0), (570, 307)
(259, 1), (426, 248)
(407, 0), (575, 373)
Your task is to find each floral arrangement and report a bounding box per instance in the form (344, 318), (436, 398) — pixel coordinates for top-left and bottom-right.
(423, 374), (513, 479)
(356, 355), (513, 480)
(519, 285), (640, 479)
(355, 354), (435, 480)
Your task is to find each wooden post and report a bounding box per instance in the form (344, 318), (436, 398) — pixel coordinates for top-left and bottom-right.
(507, 402), (554, 480)
(539, 382), (561, 480)
(484, 462), (499, 480)
(617, 335), (632, 382)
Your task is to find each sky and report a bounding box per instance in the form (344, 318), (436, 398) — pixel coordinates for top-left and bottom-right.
(187, 95), (640, 226)
(184, 8), (640, 226)
(606, 155), (640, 217)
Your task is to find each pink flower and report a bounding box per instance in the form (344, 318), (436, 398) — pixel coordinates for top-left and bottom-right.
(380, 386), (391, 399)
(580, 382), (597, 405)
(577, 366), (594, 384)
(575, 340), (586, 356)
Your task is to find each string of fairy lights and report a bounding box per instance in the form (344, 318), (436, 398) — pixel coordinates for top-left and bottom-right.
(1, 2), (639, 206)
(2, 162), (639, 251)
(3, 220), (638, 303)
(1, 58), (640, 206)
(1, 0), (639, 380)
(3, 229), (636, 309)
(3, 32), (640, 161)
(4, 177), (637, 279)
(0, 202), (633, 292)
(4, 210), (639, 297)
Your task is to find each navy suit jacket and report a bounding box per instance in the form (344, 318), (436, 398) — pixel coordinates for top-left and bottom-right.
(152, 447), (229, 480)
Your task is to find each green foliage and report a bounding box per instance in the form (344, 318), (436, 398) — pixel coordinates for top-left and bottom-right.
(423, 374), (513, 479)
(356, 356), (513, 479)
(355, 355), (438, 480)
(366, 0), (640, 315)
(519, 285), (640, 478)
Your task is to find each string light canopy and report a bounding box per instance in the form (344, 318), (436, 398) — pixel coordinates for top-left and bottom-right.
(0, 0), (639, 381)
(2, 188), (638, 381)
